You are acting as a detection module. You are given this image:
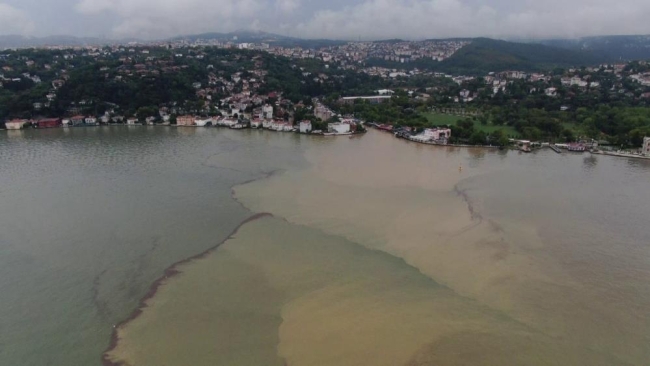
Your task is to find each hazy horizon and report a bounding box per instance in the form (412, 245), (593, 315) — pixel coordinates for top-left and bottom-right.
(2, 0), (650, 41)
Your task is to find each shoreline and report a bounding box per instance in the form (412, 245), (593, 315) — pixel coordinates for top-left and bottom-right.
(100, 212), (273, 366)
(591, 150), (650, 160)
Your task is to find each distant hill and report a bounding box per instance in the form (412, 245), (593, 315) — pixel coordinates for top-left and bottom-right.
(169, 30), (346, 48)
(0, 30), (345, 50)
(366, 38), (603, 74)
(540, 35), (650, 62)
(438, 38), (602, 74)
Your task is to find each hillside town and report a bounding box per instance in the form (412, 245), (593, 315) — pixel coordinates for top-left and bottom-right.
(2, 41), (650, 158)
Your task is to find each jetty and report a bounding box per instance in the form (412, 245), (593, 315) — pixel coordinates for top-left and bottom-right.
(549, 145), (562, 154)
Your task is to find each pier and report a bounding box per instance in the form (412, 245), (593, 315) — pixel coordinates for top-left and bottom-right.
(549, 145), (562, 154)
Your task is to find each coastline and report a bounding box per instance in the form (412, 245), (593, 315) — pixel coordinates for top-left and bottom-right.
(100, 212), (272, 366)
(591, 150), (650, 160)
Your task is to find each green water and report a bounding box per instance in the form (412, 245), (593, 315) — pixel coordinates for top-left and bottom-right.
(0, 127), (305, 365)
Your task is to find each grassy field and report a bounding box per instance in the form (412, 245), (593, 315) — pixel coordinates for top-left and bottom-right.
(424, 113), (520, 137)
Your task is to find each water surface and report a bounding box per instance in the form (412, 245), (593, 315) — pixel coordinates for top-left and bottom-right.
(2, 128), (649, 365)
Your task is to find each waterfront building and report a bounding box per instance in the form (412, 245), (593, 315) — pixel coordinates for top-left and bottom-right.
(409, 128), (452, 144)
(4, 119), (30, 130)
(567, 143), (586, 152)
(328, 122), (351, 134)
(177, 115), (195, 126)
(126, 118), (139, 125)
(195, 118), (213, 127)
(70, 115), (85, 126)
(34, 118), (62, 129)
(251, 119), (262, 128)
(299, 120), (312, 133)
(262, 104), (274, 119)
(643, 137), (650, 156)
(423, 127), (451, 141)
(270, 120), (293, 132)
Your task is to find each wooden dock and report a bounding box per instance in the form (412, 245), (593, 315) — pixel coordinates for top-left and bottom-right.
(549, 145), (562, 154)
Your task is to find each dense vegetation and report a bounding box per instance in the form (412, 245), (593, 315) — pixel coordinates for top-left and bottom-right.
(0, 47), (394, 121)
(367, 38), (602, 75)
(542, 35), (650, 62)
(2, 45), (650, 147)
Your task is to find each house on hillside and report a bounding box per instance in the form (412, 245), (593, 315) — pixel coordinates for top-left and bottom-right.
(262, 104), (274, 119)
(545, 87), (558, 97)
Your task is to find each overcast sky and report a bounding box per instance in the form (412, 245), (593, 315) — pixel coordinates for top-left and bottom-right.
(1, 0), (650, 40)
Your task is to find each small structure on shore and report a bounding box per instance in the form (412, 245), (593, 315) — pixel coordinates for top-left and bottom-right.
(4, 119), (30, 130)
(409, 128), (452, 145)
(34, 118), (62, 129)
(299, 120), (312, 134)
(376, 124), (394, 132)
(327, 122), (351, 135)
(643, 137), (650, 156)
(567, 143), (586, 152)
(195, 118), (213, 127)
(70, 115), (85, 126)
(251, 119), (262, 129)
(176, 115), (195, 126)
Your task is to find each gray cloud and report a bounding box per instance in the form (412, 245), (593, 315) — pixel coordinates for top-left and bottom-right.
(0, 3), (35, 35)
(2, 0), (650, 40)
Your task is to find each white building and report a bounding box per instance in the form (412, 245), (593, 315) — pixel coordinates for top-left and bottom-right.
(85, 117), (97, 125)
(299, 120), (312, 133)
(195, 118), (213, 127)
(643, 137), (650, 156)
(217, 119), (237, 128)
(424, 128), (451, 140)
(376, 89), (394, 95)
(4, 119), (29, 130)
(262, 104), (274, 119)
(270, 121), (293, 132)
(126, 118), (139, 125)
(327, 122), (351, 134)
